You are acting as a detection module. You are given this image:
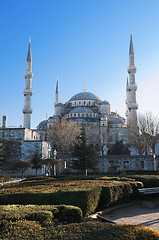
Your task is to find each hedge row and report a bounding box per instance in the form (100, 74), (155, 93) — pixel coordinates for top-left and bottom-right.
(97, 182), (142, 210)
(0, 204), (83, 224)
(129, 175), (159, 188)
(0, 181), (143, 216)
(1, 220), (159, 240)
(0, 174), (10, 182)
(0, 187), (101, 216)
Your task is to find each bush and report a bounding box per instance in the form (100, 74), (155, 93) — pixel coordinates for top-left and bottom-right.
(55, 205), (83, 223)
(97, 181), (143, 210)
(26, 211), (53, 224)
(0, 204), (83, 224)
(0, 187), (101, 217)
(129, 175), (159, 188)
(0, 174), (10, 182)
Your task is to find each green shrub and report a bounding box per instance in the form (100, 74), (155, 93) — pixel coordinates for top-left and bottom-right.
(0, 174), (10, 182)
(55, 205), (83, 223)
(97, 181), (143, 210)
(0, 187), (101, 217)
(0, 204), (83, 224)
(129, 175), (159, 188)
(25, 210), (53, 223)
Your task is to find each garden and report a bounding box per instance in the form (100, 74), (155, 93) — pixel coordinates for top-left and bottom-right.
(1, 174), (159, 239)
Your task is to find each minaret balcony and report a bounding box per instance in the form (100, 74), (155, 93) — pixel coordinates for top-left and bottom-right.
(128, 102), (138, 110)
(24, 72), (33, 79)
(23, 89), (33, 96)
(127, 66), (137, 74)
(128, 84), (137, 91)
(23, 107), (32, 114)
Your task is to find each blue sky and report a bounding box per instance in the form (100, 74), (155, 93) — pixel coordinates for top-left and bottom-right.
(0, 0), (159, 128)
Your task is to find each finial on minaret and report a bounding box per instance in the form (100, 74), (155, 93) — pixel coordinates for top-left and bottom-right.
(27, 37), (32, 62)
(129, 30), (134, 54)
(46, 113), (48, 120)
(55, 76), (59, 105)
(83, 83), (87, 92)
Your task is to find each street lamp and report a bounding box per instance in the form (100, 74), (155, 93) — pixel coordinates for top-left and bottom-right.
(153, 154), (156, 171)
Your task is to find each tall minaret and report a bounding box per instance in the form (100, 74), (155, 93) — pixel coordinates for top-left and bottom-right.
(55, 76), (59, 106)
(127, 31), (138, 125)
(23, 37), (33, 129)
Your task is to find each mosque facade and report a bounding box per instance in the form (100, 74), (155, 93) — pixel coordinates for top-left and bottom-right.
(37, 33), (138, 154)
(3, 33), (158, 175)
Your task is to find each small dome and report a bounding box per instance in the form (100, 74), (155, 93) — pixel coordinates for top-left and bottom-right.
(69, 107), (95, 114)
(109, 118), (124, 124)
(55, 103), (64, 107)
(37, 120), (48, 128)
(69, 92), (100, 101)
(100, 101), (110, 105)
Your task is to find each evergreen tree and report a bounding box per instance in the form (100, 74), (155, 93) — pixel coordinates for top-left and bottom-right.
(31, 146), (42, 176)
(72, 124), (98, 174)
(107, 141), (130, 155)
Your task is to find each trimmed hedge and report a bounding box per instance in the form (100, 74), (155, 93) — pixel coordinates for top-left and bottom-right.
(0, 181), (143, 216)
(1, 220), (159, 240)
(0, 187), (101, 217)
(129, 175), (159, 188)
(0, 204), (83, 224)
(97, 181), (143, 210)
(0, 174), (10, 182)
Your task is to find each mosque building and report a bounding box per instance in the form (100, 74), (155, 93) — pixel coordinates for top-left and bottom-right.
(37, 32), (138, 153)
(2, 32), (157, 174)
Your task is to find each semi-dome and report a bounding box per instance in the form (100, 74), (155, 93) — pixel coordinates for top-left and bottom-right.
(109, 118), (124, 124)
(69, 92), (100, 101)
(55, 103), (64, 107)
(99, 100), (110, 105)
(69, 107), (95, 114)
(37, 120), (48, 128)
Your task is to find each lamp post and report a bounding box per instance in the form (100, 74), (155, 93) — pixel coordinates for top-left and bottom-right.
(153, 154), (156, 171)
(54, 149), (57, 176)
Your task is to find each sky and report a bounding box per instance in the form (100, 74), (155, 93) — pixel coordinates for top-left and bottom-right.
(0, 0), (159, 128)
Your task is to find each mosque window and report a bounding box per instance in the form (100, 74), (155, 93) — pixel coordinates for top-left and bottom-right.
(84, 101), (86, 105)
(79, 101), (81, 105)
(74, 102), (76, 105)
(89, 101), (90, 105)
(86, 114), (88, 117)
(90, 114), (92, 117)
(82, 114), (84, 117)
(78, 113), (80, 117)
(74, 114), (76, 117)
(71, 114), (72, 117)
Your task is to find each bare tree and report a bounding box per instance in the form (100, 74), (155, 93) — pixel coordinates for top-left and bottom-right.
(47, 119), (80, 158)
(127, 112), (159, 155)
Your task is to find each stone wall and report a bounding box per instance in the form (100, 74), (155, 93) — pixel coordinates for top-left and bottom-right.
(98, 155), (157, 173)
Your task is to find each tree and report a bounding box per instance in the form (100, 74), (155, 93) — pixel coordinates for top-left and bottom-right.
(127, 112), (159, 155)
(72, 124), (98, 174)
(31, 146), (42, 176)
(107, 141), (130, 155)
(47, 119), (80, 158)
(11, 160), (32, 178)
(42, 157), (60, 176)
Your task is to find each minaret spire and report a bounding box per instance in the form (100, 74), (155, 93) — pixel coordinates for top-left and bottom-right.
(23, 37), (33, 129)
(127, 31), (138, 126)
(55, 76), (59, 105)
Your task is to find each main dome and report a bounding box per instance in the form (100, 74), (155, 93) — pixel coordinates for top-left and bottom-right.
(69, 92), (100, 101)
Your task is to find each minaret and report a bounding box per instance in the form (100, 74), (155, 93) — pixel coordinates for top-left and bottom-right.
(55, 76), (59, 106)
(127, 31), (138, 125)
(23, 37), (33, 129)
